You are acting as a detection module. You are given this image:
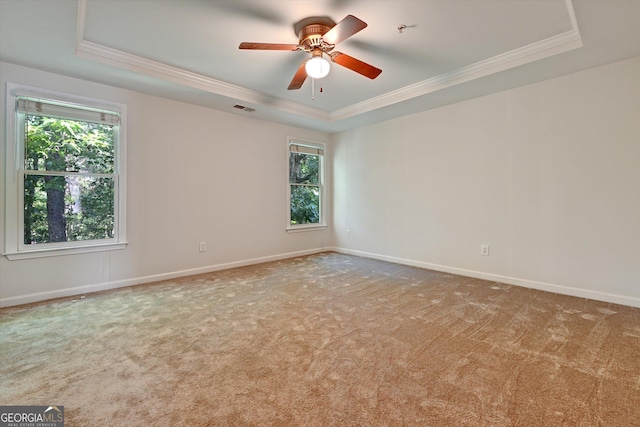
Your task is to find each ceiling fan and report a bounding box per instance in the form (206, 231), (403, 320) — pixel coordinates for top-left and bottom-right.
(239, 15), (382, 90)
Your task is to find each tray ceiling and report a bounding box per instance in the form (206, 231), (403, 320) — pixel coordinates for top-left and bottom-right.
(1, 0), (640, 133)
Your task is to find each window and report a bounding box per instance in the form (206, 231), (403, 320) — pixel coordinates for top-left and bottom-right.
(4, 84), (127, 259)
(288, 139), (325, 230)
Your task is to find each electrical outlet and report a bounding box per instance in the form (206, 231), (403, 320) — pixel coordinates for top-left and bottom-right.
(199, 241), (207, 252)
(480, 244), (489, 256)
(346, 229), (351, 238)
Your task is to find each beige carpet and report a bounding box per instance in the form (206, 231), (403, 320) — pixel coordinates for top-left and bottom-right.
(1, 252), (639, 426)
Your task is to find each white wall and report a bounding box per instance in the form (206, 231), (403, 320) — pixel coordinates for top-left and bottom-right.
(0, 62), (330, 306)
(331, 56), (640, 307)
(3, 57), (639, 308)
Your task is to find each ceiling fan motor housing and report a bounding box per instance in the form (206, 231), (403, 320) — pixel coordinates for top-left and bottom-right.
(298, 24), (334, 51)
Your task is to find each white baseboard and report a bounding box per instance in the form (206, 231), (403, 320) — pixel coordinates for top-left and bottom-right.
(4, 247), (639, 309)
(326, 247), (640, 309)
(0, 248), (325, 308)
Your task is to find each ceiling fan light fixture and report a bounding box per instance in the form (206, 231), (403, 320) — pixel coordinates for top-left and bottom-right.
(239, 15), (380, 90)
(305, 55), (330, 79)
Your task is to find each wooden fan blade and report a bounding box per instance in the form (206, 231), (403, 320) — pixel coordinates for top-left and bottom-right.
(323, 15), (367, 45)
(239, 42), (300, 50)
(331, 52), (382, 79)
(288, 60), (308, 90)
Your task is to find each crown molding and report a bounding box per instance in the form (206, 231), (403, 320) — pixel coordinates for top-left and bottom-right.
(75, 39), (330, 122)
(75, 0), (582, 125)
(331, 29), (582, 121)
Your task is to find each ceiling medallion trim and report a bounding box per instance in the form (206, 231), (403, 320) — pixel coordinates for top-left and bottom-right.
(75, 0), (582, 125)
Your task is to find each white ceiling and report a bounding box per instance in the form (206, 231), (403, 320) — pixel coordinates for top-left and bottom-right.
(1, 0), (640, 133)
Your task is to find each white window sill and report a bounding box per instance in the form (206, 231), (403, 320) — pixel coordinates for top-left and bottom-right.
(4, 242), (128, 260)
(286, 225), (328, 233)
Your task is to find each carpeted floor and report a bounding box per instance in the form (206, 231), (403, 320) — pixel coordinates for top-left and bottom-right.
(1, 252), (639, 426)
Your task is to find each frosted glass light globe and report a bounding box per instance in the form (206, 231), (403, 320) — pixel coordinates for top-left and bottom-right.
(305, 56), (330, 79)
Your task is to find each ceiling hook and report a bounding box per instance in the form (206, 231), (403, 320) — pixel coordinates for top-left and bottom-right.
(397, 24), (407, 34)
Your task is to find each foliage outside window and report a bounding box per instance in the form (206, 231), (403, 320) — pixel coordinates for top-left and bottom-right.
(4, 84), (127, 259)
(288, 140), (325, 229)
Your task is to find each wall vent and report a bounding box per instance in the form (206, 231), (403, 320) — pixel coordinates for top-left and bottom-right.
(233, 104), (255, 112)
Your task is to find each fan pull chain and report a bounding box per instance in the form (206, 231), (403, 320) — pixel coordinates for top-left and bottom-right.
(310, 78), (324, 100)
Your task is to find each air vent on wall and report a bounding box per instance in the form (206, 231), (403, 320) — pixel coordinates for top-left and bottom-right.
(233, 104), (255, 112)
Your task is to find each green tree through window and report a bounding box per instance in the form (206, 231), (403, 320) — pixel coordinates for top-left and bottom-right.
(289, 141), (324, 226)
(23, 115), (116, 244)
(5, 85), (126, 259)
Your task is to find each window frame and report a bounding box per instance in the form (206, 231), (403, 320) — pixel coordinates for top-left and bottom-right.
(4, 83), (127, 260)
(286, 137), (326, 232)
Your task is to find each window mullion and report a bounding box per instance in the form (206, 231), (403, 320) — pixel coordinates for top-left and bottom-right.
(290, 183), (321, 188)
(22, 170), (116, 179)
